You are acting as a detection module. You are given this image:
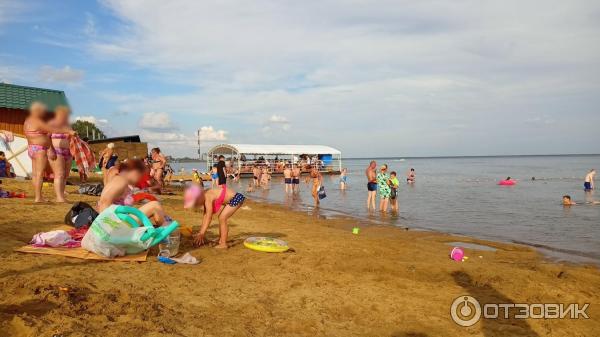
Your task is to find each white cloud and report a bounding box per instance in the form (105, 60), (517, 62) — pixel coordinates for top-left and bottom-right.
(0, 1), (28, 28)
(73, 115), (118, 137)
(198, 126), (227, 141)
(73, 115), (108, 126)
(39, 65), (84, 84)
(87, 0), (600, 156)
(268, 115), (288, 124)
(138, 112), (176, 131)
(139, 122), (227, 156)
(0, 65), (25, 83)
(264, 114), (291, 133)
(84, 12), (97, 36)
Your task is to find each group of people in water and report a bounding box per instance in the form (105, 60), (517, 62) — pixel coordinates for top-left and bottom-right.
(5, 101), (599, 251)
(365, 160), (415, 212)
(563, 169), (597, 206)
(251, 162), (323, 207)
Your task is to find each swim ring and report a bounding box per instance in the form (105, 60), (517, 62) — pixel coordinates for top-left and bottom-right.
(498, 180), (516, 186)
(243, 237), (289, 253)
(132, 192), (158, 203)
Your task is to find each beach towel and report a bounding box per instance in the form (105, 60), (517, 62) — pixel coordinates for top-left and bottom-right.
(30, 230), (76, 248)
(70, 136), (96, 176)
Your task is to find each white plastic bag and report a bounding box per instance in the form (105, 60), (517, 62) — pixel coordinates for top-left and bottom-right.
(81, 205), (154, 258)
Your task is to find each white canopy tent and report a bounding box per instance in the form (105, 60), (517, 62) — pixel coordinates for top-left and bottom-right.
(207, 143), (342, 174)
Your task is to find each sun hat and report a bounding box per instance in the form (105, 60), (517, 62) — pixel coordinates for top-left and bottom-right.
(184, 184), (203, 209)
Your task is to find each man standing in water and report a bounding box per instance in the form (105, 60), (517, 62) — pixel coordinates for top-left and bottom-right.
(292, 165), (301, 193)
(283, 164), (292, 193)
(365, 160), (377, 210)
(252, 165), (261, 187)
(584, 169), (596, 191)
(310, 166), (322, 207)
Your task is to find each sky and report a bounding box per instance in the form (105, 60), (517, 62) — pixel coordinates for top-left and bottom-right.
(1, 0), (599, 158)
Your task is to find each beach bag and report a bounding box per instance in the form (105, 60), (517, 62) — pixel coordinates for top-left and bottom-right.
(81, 205), (180, 258)
(318, 186), (326, 200)
(65, 202), (98, 228)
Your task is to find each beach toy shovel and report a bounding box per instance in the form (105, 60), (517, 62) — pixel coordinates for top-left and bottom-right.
(352, 227), (360, 235)
(450, 247), (464, 262)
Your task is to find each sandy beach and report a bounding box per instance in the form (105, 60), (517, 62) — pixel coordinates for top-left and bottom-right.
(1, 178), (599, 337)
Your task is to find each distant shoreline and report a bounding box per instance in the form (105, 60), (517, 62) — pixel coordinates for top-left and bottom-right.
(171, 153), (600, 162)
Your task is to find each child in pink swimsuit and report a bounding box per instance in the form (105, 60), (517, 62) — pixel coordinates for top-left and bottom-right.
(184, 184), (245, 249)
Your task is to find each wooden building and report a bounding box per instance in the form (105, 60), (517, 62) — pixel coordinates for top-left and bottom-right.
(88, 135), (149, 161)
(0, 83), (69, 134)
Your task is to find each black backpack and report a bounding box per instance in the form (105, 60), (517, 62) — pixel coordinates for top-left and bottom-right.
(64, 202), (99, 228)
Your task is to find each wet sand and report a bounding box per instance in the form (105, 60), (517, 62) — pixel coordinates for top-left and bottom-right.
(0, 178), (599, 337)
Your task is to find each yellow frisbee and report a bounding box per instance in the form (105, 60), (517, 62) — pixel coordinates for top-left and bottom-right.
(243, 237), (289, 253)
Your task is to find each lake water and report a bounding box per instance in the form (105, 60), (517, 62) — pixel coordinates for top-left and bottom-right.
(172, 156), (600, 264)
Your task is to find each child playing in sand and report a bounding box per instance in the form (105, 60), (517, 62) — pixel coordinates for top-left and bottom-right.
(184, 183), (245, 249)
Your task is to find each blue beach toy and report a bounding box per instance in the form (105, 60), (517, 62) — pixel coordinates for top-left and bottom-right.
(81, 205), (180, 258)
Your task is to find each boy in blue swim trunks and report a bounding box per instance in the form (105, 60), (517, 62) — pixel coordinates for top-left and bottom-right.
(584, 169), (595, 191)
(365, 161), (377, 210)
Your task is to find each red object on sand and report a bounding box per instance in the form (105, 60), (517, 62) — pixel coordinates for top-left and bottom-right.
(136, 172), (152, 189)
(132, 192), (158, 203)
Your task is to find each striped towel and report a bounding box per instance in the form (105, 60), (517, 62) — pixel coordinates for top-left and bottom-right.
(70, 136), (97, 174)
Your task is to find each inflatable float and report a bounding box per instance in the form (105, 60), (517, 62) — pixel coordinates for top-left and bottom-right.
(0, 134), (32, 178)
(132, 192), (159, 204)
(243, 237), (289, 253)
(498, 180), (516, 186)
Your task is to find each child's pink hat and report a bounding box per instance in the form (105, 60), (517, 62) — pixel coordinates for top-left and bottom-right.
(184, 184), (203, 209)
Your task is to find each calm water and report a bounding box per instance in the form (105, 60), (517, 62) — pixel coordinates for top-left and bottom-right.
(173, 156), (600, 264)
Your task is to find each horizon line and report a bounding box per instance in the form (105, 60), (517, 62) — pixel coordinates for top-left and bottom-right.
(171, 153), (600, 160)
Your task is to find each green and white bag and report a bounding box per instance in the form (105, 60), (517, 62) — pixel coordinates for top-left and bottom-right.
(82, 205), (179, 258)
